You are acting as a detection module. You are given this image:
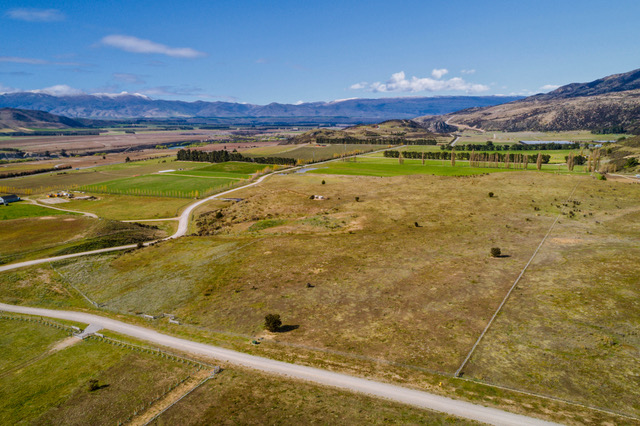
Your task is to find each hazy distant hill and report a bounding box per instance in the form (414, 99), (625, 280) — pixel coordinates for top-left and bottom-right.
(0, 93), (521, 122)
(415, 69), (640, 134)
(0, 107), (87, 131)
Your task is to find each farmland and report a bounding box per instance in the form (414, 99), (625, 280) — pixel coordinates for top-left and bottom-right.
(242, 143), (384, 161)
(2, 165), (638, 423)
(1, 131), (639, 424)
(0, 202), (76, 220)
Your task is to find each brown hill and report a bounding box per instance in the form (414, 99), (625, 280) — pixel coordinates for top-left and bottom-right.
(0, 108), (88, 131)
(415, 69), (640, 134)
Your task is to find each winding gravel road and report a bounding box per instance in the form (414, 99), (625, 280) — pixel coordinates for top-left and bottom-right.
(0, 302), (556, 426)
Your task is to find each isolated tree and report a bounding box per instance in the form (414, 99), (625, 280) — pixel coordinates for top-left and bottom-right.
(398, 150), (404, 165)
(490, 247), (501, 258)
(264, 314), (282, 332)
(450, 151), (456, 167)
(421, 151), (425, 166)
(536, 152), (542, 171)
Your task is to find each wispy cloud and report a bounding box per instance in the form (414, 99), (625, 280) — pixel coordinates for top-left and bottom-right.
(431, 68), (448, 79)
(0, 56), (48, 65)
(0, 71), (33, 76)
(540, 84), (560, 92)
(461, 69), (476, 74)
(351, 71), (489, 94)
(100, 35), (206, 58)
(0, 56), (88, 67)
(113, 72), (146, 85)
(255, 58), (269, 64)
(139, 85), (205, 97)
(5, 8), (65, 22)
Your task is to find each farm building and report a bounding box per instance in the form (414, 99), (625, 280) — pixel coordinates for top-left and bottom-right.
(0, 194), (20, 205)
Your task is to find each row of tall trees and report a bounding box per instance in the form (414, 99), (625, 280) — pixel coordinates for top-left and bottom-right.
(0, 165), (71, 180)
(316, 137), (437, 145)
(384, 150), (551, 164)
(450, 142), (581, 151)
(177, 149), (296, 165)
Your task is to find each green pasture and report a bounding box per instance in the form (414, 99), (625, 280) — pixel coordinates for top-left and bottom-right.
(0, 202), (75, 220)
(308, 157), (513, 177)
(192, 161), (276, 174)
(243, 143), (383, 161)
(0, 319), (193, 425)
(80, 174), (239, 198)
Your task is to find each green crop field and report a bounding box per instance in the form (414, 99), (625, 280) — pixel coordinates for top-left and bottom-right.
(0, 202), (76, 220)
(63, 194), (191, 220)
(0, 158), (200, 195)
(80, 174), (240, 198)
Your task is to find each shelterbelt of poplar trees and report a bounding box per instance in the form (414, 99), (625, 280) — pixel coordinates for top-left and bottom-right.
(452, 142), (581, 151)
(315, 137), (438, 145)
(177, 148), (296, 165)
(384, 150), (551, 163)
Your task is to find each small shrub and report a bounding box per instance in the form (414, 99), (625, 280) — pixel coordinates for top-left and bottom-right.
(264, 314), (282, 332)
(488, 192), (494, 198)
(321, 180), (326, 185)
(137, 242), (144, 249)
(597, 173), (607, 181)
(88, 379), (100, 392)
(490, 247), (501, 258)
(355, 196), (360, 202)
(414, 222), (420, 227)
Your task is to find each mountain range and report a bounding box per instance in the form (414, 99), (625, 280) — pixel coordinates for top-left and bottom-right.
(0, 93), (521, 122)
(415, 68), (640, 134)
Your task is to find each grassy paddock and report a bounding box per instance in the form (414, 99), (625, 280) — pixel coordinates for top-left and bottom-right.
(80, 174), (240, 198)
(63, 194), (191, 220)
(308, 156), (513, 176)
(152, 366), (475, 425)
(0, 202), (77, 220)
(0, 319), (195, 426)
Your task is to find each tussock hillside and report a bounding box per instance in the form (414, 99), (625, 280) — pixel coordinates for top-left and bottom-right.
(415, 69), (640, 134)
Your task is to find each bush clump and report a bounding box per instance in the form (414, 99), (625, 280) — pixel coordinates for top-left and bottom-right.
(490, 247), (501, 258)
(264, 314), (282, 332)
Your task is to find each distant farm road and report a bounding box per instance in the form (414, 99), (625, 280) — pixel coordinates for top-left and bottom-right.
(0, 302), (556, 426)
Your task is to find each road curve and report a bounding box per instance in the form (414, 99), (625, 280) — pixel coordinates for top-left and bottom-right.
(1, 147), (401, 273)
(0, 173), (276, 273)
(0, 303), (556, 426)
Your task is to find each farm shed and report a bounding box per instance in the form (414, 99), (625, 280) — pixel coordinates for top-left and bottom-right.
(0, 194), (20, 205)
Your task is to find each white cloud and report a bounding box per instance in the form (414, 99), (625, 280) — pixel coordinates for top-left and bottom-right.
(30, 85), (85, 96)
(100, 35), (206, 58)
(352, 71), (489, 94)
(461, 69), (476, 74)
(540, 84), (560, 92)
(5, 8), (65, 22)
(113, 72), (146, 85)
(0, 83), (20, 94)
(349, 82), (367, 90)
(431, 68), (448, 79)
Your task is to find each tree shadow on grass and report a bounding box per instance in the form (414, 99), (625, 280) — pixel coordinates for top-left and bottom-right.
(277, 325), (299, 333)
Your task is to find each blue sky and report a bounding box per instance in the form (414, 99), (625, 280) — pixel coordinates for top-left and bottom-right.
(1, 0), (639, 104)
